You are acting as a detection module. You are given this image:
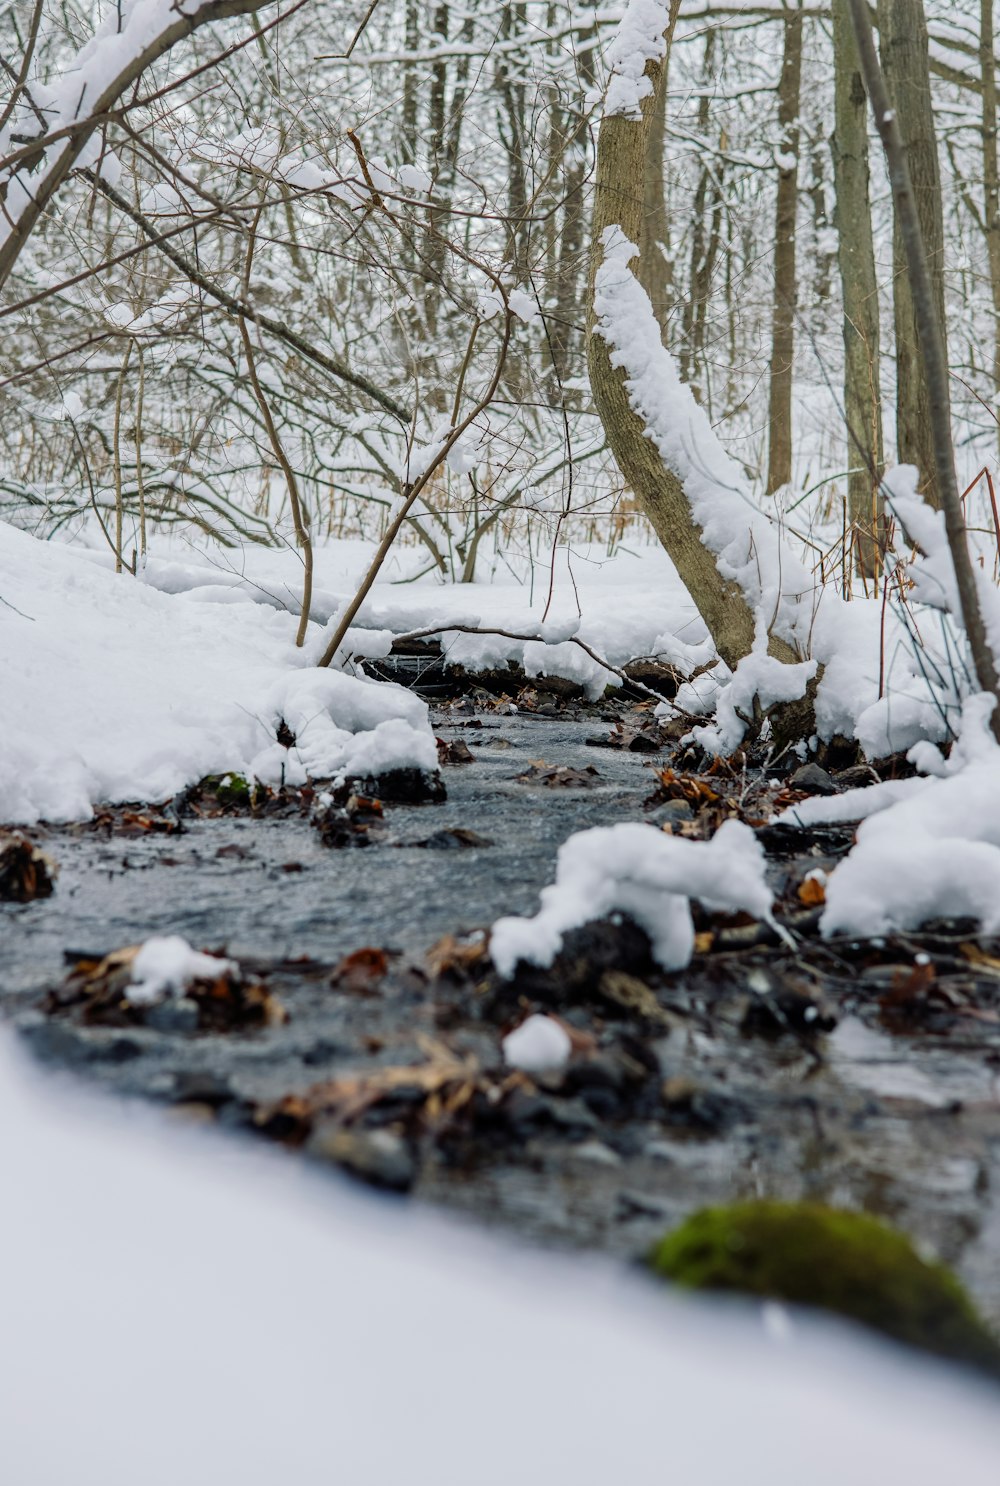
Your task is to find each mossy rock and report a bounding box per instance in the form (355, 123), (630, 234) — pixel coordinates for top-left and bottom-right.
(649, 1201), (1000, 1378)
(198, 773), (259, 809)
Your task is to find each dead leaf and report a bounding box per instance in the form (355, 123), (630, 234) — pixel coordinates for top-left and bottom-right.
(436, 737), (476, 765)
(0, 832), (58, 902)
(425, 932), (488, 980)
(331, 947), (391, 993)
(798, 875), (827, 906)
(513, 760), (602, 788)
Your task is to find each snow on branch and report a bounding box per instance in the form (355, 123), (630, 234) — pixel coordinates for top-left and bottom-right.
(592, 225), (816, 647)
(0, 0), (287, 291)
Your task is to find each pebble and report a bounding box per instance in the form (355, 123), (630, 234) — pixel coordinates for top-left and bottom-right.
(790, 763), (838, 796)
(307, 1123), (416, 1193)
(145, 997), (200, 1034)
(568, 1140), (622, 1168)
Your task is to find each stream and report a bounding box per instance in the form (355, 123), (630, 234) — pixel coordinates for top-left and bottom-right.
(4, 707), (1000, 1329)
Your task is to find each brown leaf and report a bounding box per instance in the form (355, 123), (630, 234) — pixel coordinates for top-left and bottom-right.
(798, 875), (827, 906)
(425, 931), (488, 981)
(513, 760), (602, 788)
(0, 832), (58, 902)
(331, 947), (390, 993)
(436, 737), (476, 765)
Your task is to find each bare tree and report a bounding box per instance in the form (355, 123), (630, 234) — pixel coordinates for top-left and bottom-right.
(877, 0), (950, 507)
(832, 0), (885, 576)
(765, 0), (805, 496)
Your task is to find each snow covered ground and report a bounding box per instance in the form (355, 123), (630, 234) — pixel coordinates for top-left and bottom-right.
(2, 1030), (1000, 1485)
(0, 521), (436, 823)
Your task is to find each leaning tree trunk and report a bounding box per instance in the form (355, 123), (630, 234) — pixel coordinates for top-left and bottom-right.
(637, 0), (682, 341)
(980, 0), (1000, 459)
(878, 0), (950, 508)
(832, 0), (885, 577)
(765, 2), (804, 496)
(587, 10), (802, 677)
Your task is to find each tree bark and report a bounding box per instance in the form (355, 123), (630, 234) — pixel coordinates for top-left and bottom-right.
(588, 23), (800, 676)
(638, 0), (682, 341)
(766, 2), (804, 496)
(878, 0), (950, 508)
(981, 0), (1000, 457)
(848, 0), (1000, 739)
(832, 0), (885, 577)
(680, 29), (724, 398)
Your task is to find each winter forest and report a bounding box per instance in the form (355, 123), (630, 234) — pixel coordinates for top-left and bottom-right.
(6, 1), (1000, 1477)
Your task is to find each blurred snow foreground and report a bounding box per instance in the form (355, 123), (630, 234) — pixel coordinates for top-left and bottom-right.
(2, 1035), (1000, 1485)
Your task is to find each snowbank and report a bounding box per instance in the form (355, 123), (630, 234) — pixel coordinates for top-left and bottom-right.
(3, 1034), (1000, 1484)
(491, 819), (773, 975)
(0, 522), (435, 823)
(775, 695), (1000, 938)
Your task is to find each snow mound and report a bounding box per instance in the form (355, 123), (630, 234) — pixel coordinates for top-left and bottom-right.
(128, 936), (236, 1007)
(249, 669), (437, 787)
(490, 819), (773, 976)
(0, 522), (436, 823)
(775, 695), (1000, 938)
(502, 1014), (572, 1073)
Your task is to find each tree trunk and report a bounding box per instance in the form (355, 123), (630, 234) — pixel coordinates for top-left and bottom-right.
(680, 30), (724, 399)
(550, 27), (597, 381)
(878, 0), (950, 508)
(638, 0), (681, 342)
(765, 2), (804, 496)
(849, 0), (1000, 740)
(832, 0), (885, 577)
(981, 0), (1000, 457)
(587, 22), (800, 676)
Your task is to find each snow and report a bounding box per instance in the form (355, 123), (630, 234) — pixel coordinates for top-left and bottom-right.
(3, 1032), (1000, 1483)
(773, 695), (1000, 939)
(690, 625), (818, 756)
(0, 522), (436, 824)
(604, 0), (673, 119)
(502, 1014), (572, 1074)
(490, 819), (773, 976)
(128, 935), (236, 1006)
(592, 226), (817, 655)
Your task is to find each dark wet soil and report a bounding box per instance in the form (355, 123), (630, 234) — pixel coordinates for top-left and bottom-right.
(4, 701), (1000, 1330)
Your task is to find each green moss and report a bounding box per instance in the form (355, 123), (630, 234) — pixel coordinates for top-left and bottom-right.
(649, 1201), (1000, 1378)
(198, 772), (250, 805)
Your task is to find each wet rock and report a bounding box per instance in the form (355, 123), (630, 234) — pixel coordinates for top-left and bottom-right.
(22, 1020), (146, 1066)
(306, 1123), (416, 1193)
(646, 799), (694, 826)
(649, 1201), (1000, 1379)
(741, 981), (837, 1039)
(496, 917), (656, 1006)
(168, 1069), (234, 1105)
(568, 1139), (622, 1168)
(337, 768), (446, 805)
(790, 763), (838, 796)
(313, 794), (387, 849)
(415, 828), (493, 850)
(144, 997), (200, 1034)
(617, 1189), (673, 1220)
(660, 1077), (749, 1133)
